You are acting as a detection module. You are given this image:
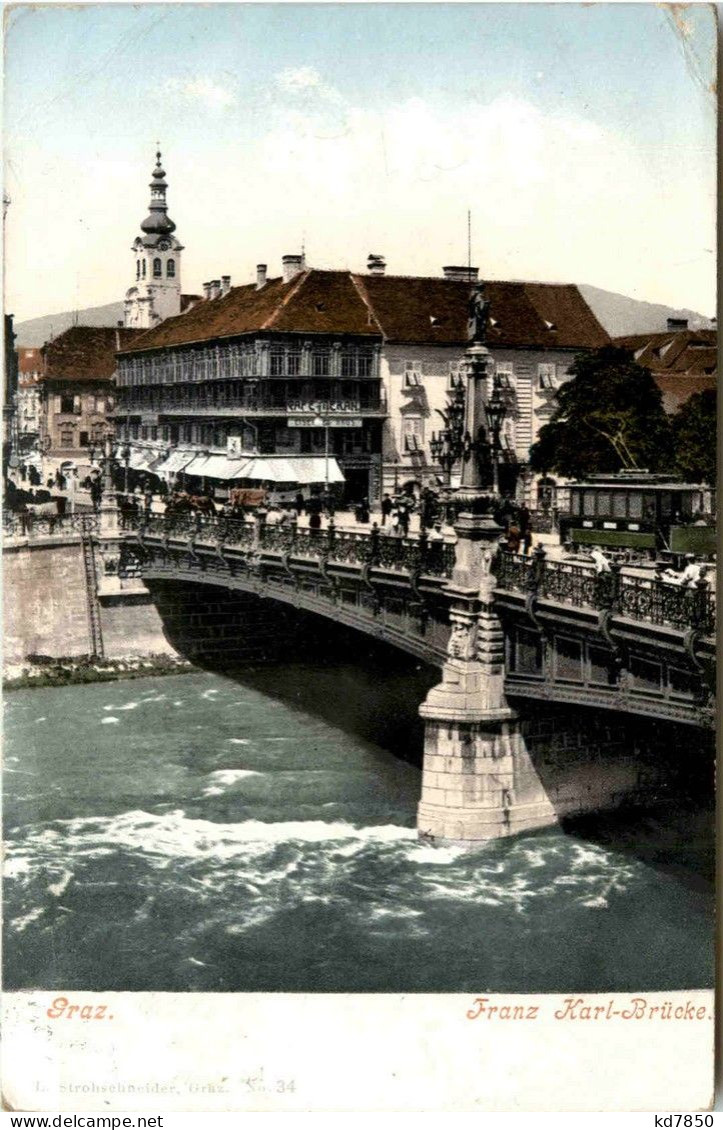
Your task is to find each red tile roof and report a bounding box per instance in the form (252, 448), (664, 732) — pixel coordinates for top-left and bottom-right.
(653, 373), (717, 414)
(121, 271), (381, 353)
(613, 328), (717, 411)
(354, 276), (609, 348)
(42, 326), (144, 383)
(118, 270), (609, 354)
(18, 347), (43, 375)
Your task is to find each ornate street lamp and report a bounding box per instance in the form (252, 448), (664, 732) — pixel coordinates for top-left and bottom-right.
(485, 378), (507, 496)
(429, 375), (467, 488)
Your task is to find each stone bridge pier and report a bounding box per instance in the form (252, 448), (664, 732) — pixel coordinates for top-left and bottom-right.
(417, 512), (552, 841)
(417, 514), (703, 843)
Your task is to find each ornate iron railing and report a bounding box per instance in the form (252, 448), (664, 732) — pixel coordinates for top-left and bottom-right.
(130, 513), (456, 579)
(495, 550), (715, 635)
(3, 511), (99, 539)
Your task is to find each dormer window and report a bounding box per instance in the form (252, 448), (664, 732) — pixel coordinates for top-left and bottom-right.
(167, 259), (175, 278)
(153, 258), (162, 278)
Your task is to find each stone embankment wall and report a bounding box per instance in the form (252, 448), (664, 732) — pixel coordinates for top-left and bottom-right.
(3, 539), (174, 665)
(4, 539), (92, 662)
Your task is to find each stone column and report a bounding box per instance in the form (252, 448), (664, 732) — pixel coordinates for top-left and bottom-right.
(417, 513), (558, 843)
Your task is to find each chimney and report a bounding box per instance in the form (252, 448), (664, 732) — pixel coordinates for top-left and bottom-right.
(282, 254), (304, 285)
(202, 282), (212, 300)
(667, 317), (688, 332)
(209, 279), (221, 299)
(221, 275), (231, 296)
(367, 254), (386, 276)
(115, 329), (121, 350)
(256, 264), (268, 290)
(443, 265), (479, 282)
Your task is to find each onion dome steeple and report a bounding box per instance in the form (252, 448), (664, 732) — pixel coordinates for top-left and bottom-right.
(139, 149), (177, 244)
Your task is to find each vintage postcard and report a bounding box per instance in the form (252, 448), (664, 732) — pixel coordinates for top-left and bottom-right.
(2, 1), (716, 1113)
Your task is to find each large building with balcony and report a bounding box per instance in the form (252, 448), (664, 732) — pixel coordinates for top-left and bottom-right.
(114, 261), (386, 502)
(114, 253), (609, 505)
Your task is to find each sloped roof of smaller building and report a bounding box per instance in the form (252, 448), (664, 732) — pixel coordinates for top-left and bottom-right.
(18, 347), (43, 376)
(653, 373), (717, 415)
(42, 326), (144, 383)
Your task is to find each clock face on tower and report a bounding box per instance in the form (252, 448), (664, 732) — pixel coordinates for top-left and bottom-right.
(158, 239), (170, 251)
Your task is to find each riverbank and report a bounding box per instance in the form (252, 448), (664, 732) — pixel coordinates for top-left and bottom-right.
(3, 653), (196, 691)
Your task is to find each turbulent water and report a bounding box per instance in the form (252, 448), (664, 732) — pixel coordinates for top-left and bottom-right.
(4, 668), (714, 992)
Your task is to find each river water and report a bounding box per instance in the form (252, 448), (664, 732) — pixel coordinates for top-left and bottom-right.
(4, 665), (713, 993)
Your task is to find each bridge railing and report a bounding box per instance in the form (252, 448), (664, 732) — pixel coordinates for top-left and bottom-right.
(495, 549), (715, 635)
(131, 513), (456, 579)
(3, 511), (99, 539)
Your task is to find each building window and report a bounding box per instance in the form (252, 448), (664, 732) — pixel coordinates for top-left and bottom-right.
(60, 427), (74, 447)
(448, 360), (467, 390)
(167, 259), (175, 278)
(136, 261), (141, 280)
(59, 393), (76, 414)
(495, 361), (515, 389)
(312, 353), (329, 377)
(501, 417), (516, 450)
(404, 361), (422, 388)
(402, 416), (424, 452)
(142, 259), (146, 278)
(153, 258), (162, 278)
(141, 426), (149, 440)
(287, 351), (301, 376)
(358, 354), (372, 378)
(538, 363), (556, 389)
(270, 352), (284, 377)
(150, 427), (158, 441)
(91, 423), (104, 442)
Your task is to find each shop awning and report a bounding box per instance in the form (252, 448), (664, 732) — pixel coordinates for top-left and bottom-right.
(127, 447), (163, 471)
(153, 449), (198, 476)
(239, 456), (345, 485)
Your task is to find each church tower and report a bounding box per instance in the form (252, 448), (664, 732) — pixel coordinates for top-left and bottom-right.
(124, 150), (183, 329)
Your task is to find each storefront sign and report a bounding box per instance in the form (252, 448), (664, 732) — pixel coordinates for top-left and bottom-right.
(288, 417), (362, 428)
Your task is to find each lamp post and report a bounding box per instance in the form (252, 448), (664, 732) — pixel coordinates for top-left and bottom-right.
(485, 378), (506, 497)
(429, 375), (466, 488)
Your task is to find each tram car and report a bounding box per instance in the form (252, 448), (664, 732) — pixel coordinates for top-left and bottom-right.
(558, 472), (716, 558)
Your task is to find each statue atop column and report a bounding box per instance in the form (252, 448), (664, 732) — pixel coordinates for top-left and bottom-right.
(468, 282), (490, 344)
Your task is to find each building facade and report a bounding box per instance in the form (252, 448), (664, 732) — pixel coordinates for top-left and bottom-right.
(115, 263), (386, 502)
(41, 326), (140, 461)
(353, 270), (609, 501)
(114, 258), (609, 504)
(17, 347), (44, 445)
(3, 314), (19, 477)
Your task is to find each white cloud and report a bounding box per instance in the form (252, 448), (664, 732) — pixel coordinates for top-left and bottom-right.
(274, 66), (341, 104)
(4, 93), (715, 321)
(165, 77), (236, 109)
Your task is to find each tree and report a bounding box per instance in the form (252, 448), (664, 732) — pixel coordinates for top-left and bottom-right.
(529, 346), (673, 479)
(671, 388), (716, 484)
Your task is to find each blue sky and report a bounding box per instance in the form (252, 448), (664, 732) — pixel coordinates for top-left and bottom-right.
(4, 4), (716, 321)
